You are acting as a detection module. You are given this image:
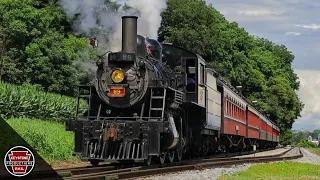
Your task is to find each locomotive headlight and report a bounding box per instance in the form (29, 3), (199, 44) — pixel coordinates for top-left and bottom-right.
(111, 69), (125, 83)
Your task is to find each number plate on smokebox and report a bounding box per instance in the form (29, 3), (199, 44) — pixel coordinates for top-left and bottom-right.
(109, 86), (125, 97)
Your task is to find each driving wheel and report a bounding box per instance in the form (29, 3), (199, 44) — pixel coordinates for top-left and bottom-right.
(168, 151), (175, 163)
(159, 152), (167, 164)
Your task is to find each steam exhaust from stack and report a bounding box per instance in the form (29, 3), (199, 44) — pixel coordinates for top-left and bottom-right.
(121, 16), (138, 54)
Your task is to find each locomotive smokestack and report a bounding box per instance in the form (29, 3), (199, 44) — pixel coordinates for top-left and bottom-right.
(121, 16), (138, 54)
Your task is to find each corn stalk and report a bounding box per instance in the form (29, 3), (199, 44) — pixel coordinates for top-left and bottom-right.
(0, 82), (87, 122)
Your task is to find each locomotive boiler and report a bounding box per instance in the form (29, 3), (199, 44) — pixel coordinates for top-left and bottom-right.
(67, 15), (280, 166)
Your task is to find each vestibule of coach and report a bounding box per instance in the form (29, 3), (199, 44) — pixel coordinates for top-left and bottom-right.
(205, 68), (221, 130)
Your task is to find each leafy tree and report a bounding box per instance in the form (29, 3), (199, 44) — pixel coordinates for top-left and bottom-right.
(0, 0), (90, 96)
(280, 129), (293, 146)
(292, 131), (307, 145)
(159, 0), (303, 131)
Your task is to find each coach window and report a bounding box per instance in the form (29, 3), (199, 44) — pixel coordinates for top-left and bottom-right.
(226, 100), (228, 115)
(241, 106), (244, 120)
(242, 105), (244, 120)
(238, 103), (240, 119)
(230, 100), (232, 117)
(237, 103), (239, 119)
(228, 100), (231, 115)
(236, 102), (238, 118)
(239, 104), (241, 119)
(232, 100), (234, 117)
(229, 98), (232, 116)
(239, 105), (241, 120)
(226, 99), (229, 115)
(200, 64), (205, 85)
(243, 106), (245, 120)
(228, 99), (231, 116)
(224, 96), (226, 114)
(234, 103), (236, 118)
(235, 102), (237, 118)
(230, 101), (232, 116)
(234, 102), (236, 118)
(242, 106), (244, 120)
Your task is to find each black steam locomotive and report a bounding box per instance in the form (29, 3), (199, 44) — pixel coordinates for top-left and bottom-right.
(66, 16), (280, 166)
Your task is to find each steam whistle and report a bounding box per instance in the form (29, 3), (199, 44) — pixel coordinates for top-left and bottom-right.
(90, 38), (98, 48)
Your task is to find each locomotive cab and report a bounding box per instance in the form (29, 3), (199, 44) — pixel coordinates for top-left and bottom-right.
(184, 56), (206, 107)
(161, 43), (206, 106)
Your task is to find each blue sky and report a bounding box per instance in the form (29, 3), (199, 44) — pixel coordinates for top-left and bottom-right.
(206, 0), (320, 130)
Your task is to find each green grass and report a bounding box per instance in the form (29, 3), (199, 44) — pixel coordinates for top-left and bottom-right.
(297, 140), (318, 148)
(6, 118), (78, 165)
(218, 162), (320, 180)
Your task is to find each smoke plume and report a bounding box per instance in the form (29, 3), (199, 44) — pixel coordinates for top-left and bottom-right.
(60, 0), (168, 52)
(125, 0), (167, 39)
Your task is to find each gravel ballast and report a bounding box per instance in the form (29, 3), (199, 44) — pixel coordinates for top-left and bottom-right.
(136, 163), (252, 180)
(290, 148), (320, 165)
(137, 148), (320, 180)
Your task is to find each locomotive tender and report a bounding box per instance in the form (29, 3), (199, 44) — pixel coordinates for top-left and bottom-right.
(66, 16), (280, 166)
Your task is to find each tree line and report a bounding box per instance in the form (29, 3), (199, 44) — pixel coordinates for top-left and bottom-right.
(0, 0), (303, 142)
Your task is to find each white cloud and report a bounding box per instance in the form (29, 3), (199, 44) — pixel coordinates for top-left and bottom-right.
(293, 70), (320, 129)
(285, 32), (301, 36)
(295, 70), (320, 115)
(236, 9), (284, 16)
(295, 24), (320, 30)
(292, 113), (320, 130)
(206, 0), (289, 23)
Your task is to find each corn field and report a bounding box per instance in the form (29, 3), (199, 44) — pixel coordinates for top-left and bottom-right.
(0, 82), (87, 122)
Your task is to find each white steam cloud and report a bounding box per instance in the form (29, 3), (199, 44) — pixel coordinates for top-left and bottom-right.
(59, 0), (167, 52)
(126, 0), (167, 38)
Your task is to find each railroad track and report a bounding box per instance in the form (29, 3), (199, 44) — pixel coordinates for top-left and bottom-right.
(69, 149), (303, 180)
(0, 147), (299, 180)
(64, 148), (301, 180)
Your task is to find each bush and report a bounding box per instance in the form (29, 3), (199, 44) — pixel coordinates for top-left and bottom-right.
(297, 140), (318, 148)
(0, 82), (86, 122)
(6, 118), (77, 164)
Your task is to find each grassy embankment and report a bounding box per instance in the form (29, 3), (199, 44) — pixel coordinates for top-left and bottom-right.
(0, 82), (87, 165)
(219, 140), (320, 179)
(218, 161), (320, 180)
